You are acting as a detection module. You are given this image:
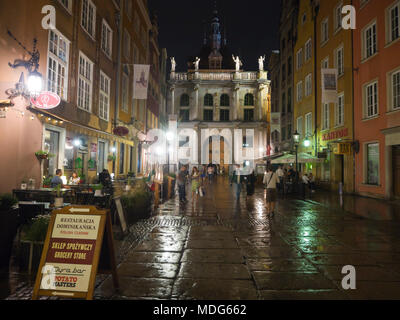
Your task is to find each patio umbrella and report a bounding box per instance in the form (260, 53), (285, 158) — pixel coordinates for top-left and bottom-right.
(271, 153), (324, 164)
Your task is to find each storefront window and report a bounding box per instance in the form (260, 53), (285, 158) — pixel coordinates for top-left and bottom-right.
(44, 129), (60, 176)
(119, 143), (125, 174)
(367, 143), (379, 185)
(98, 141), (106, 173)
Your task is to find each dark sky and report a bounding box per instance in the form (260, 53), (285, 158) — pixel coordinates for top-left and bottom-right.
(148, 0), (281, 72)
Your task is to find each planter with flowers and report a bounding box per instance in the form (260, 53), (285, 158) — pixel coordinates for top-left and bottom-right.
(35, 150), (55, 161)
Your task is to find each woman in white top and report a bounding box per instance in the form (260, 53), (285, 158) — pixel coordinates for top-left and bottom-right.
(263, 167), (279, 217)
(69, 172), (81, 185)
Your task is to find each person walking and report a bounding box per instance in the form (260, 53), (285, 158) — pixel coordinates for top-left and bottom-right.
(263, 167), (279, 217)
(191, 167), (200, 205)
(230, 165), (243, 201)
(207, 164), (214, 184)
(246, 169), (256, 198)
(301, 172), (309, 198)
(177, 166), (188, 204)
(276, 165), (284, 195)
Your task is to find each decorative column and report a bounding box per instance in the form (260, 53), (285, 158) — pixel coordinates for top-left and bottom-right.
(193, 84), (199, 120)
(170, 86), (175, 115)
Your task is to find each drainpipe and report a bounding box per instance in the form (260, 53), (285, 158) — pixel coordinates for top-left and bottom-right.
(114, 3), (124, 130)
(351, 0), (355, 194)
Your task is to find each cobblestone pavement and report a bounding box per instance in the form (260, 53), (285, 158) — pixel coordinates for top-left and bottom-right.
(95, 177), (400, 300)
(5, 177), (400, 300)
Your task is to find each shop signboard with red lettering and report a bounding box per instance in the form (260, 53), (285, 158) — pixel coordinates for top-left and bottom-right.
(32, 206), (118, 300)
(322, 128), (349, 142)
(31, 91), (61, 109)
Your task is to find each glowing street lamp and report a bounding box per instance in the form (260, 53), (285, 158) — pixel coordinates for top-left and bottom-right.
(27, 70), (43, 97)
(303, 138), (311, 148)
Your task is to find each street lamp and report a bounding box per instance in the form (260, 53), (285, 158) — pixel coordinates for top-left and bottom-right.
(303, 137), (311, 148)
(27, 70), (43, 97)
(166, 131), (174, 174)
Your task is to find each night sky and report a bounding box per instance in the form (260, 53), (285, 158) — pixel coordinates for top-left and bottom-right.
(148, 0), (281, 72)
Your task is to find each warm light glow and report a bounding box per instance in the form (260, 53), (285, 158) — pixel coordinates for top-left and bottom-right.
(111, 147), (116, 153)
(27, 71), (43, 96)
(166, 131), (174, 141)
(73, 139), (81, 147)
(304, 139), (311, 147)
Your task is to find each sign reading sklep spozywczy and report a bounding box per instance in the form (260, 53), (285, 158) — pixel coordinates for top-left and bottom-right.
(40, 214), (101, 292)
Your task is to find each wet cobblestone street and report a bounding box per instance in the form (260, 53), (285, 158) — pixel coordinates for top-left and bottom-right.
(5, 177), (400, 300)
(96, 177), (400, 300)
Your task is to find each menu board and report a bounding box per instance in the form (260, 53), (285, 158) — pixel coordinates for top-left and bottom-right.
(32, 206), (118, 300)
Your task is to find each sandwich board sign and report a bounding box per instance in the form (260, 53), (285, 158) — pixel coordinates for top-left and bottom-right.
(32, 206), (119, 300)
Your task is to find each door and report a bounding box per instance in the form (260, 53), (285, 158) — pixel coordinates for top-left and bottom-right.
(393, 146), (400, 198)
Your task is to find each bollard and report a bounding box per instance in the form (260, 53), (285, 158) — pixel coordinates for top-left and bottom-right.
(339, 182), (343, 195)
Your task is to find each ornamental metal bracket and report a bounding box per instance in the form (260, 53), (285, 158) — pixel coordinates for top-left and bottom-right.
(7, 30), (40, 74)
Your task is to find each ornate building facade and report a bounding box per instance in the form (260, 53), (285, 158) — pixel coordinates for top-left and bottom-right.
(167, 10), (271, 171)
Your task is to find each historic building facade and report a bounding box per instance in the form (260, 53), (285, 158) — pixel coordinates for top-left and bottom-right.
(0, 0), (157, 193)
(167, 10), (271, 171)
(353, 0), (400, 199)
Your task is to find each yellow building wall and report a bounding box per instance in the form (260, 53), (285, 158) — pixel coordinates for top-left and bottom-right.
(294, 0), (315, 174)
(316, 0), (354, 193)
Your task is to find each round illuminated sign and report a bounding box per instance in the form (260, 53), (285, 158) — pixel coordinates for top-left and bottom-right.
(31, 92), (61, 110)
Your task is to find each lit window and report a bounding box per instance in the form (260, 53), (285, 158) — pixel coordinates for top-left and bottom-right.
(77, 52), (93, 112)
(47, 30), (70, 100)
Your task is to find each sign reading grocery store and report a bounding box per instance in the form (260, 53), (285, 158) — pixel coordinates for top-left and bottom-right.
(322, 128), (349, 142)
(32, 206), (118, 300)
(30, 91), (61, 109)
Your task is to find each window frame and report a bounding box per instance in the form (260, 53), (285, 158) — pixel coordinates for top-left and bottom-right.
(77, 51), (94, 113)
(99, 71), (111, 121)
(81, 0), (96, 39)
(362, 20), (378, 60)
(335, 93), (345, 127)
(101, 19), (113, 58)
(364, 80), (379, 118)
(47, 29), (70, 101)
(386, 1), (400, 44)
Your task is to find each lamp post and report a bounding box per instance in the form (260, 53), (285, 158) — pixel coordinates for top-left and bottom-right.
(293, 131), (300, 173)
(166, 131), (174, 174)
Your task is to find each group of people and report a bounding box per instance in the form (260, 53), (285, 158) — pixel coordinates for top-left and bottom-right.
(49, 168), (113, 190)
(176, 163), (228, 204)
(50, 169), (80, 188)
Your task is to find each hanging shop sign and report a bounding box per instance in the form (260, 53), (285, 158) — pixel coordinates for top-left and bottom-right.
(335, 143), (352, 155)
(321, 69), (338, 104)
(31, 91), (61, 109)
(322, 128), (349, 141)
(113, 126), (129, 137)
(32, 206), (118, 300)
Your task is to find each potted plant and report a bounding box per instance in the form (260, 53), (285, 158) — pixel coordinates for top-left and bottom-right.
(0, 194), (18, 271)
(93, 184), (104, 197)
(18, 215), (50, 272)
(107, 154), (116, 162)
(20, 178), (28, 190)
(35, 150), (55, 161)
(53, 184), (64, 208)
(43, 176), (52, 188)
(121, 180), (153, 225)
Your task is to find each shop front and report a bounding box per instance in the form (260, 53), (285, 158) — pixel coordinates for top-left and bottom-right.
(318, 127), (354, 194)
(40, 115), (134, 186)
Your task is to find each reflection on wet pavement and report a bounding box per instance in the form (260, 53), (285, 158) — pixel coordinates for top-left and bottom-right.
(5, 176), (400, 300)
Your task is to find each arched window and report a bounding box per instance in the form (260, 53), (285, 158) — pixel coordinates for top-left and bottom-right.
(244, 93), (254, 106)
(180, 94), (190, 106)
(204, 94), (214, 107)
(220, 94), (230, 107)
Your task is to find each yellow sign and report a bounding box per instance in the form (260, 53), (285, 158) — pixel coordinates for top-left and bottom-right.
(336, 143), (352, 155)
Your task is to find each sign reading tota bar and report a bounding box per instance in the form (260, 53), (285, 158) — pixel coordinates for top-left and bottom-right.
(322, 128), (349, 142)
(32, 206), (118, 300)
